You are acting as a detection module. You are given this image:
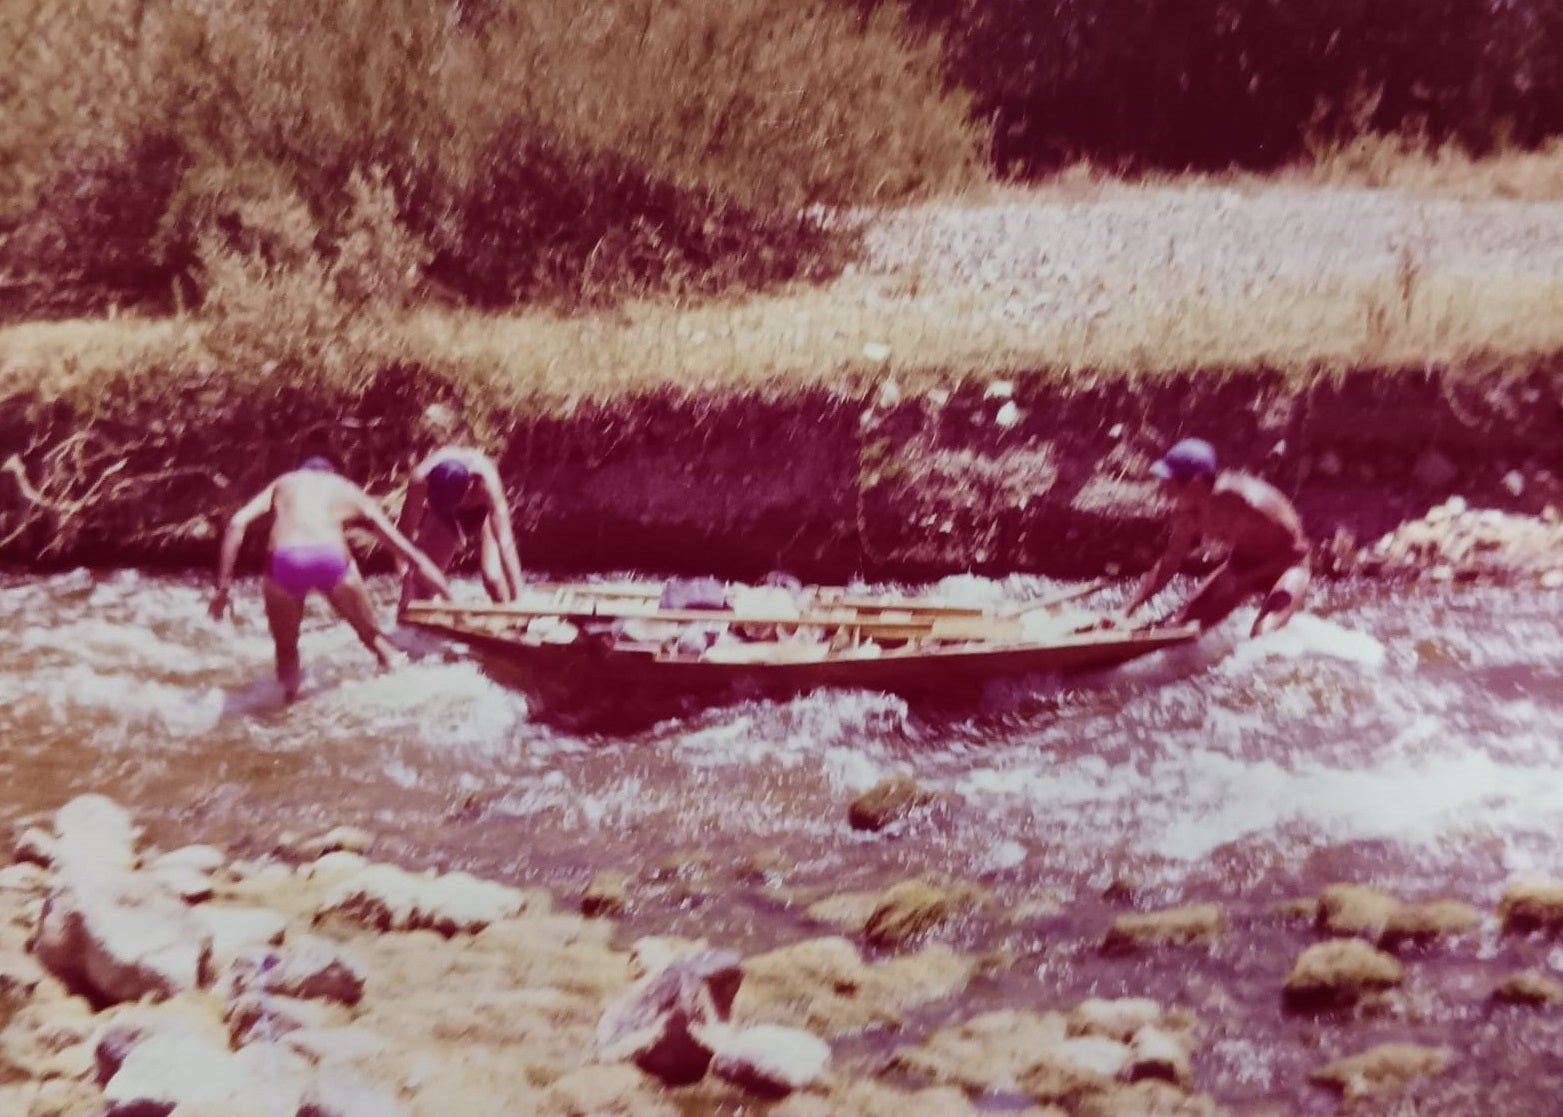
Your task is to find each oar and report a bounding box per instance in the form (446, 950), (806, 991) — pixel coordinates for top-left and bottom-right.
(995, 578), (1110, 618)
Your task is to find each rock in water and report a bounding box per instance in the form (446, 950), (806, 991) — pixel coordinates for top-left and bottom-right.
(595, 948), (743, 1085)
(705, 1022), (831, 1096)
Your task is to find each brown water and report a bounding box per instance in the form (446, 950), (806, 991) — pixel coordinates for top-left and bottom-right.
(6, 569), (1563, 1112)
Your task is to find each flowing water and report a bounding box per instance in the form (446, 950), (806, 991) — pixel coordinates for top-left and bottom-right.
(6, 568), (1563, 1112)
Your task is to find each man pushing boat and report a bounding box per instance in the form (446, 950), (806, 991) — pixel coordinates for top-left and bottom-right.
(209, 457), (454, 700)
(1116, 438), (1310, 638)
(395, 410), (524, 614)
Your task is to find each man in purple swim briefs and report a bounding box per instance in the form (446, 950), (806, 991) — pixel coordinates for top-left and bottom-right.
(209, 457), (454, 700)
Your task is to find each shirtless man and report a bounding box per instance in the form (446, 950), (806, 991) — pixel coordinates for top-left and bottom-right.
(209, 458), (453, 699)
(395, 446), (523, 613)
(1118, 438), (1310, 638)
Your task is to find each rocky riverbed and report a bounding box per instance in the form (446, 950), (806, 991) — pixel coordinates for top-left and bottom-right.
(7, 791), (1563, 1116)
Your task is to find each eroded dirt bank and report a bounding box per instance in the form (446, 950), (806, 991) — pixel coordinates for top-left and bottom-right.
(4, 362), (1563, 579)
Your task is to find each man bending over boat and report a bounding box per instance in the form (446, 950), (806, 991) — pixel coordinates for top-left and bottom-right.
(1116, 438), (1310, 638)
(209, 457), (454, 700)
(396, 444), (524, 613)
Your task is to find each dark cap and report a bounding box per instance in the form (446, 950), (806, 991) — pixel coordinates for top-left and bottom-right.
(426, 458), (473, 516)
(1150, 438), (1218, 481)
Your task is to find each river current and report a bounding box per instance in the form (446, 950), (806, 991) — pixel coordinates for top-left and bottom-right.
(5, 569), (1563, 1112)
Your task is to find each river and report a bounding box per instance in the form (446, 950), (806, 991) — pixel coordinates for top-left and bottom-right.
(5, 569), (1563, 1112)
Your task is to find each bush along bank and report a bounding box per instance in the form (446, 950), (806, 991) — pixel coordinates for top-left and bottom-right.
(5, 362), (1563, 582)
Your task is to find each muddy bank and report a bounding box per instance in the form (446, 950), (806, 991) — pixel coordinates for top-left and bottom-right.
(5, 362), (1563, 578)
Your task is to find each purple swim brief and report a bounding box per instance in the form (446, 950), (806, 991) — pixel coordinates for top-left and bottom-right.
(268, 544), (351, 598)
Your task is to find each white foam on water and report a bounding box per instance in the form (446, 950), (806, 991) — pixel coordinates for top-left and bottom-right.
(959, 737), (1563, 863)
(313, 660), (528, 752)
(33, 666), (228, 739)
(1216, 612), (1388, 674)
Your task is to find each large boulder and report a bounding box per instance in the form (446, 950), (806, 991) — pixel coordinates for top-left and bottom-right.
(1316, 884), (1399, 941)
(1284, 940), (1403, 1008)
(33, 872), (211, 1005)
(595, 948), (743, 1086)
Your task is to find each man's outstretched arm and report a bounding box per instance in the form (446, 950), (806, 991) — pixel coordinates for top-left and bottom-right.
(210, 486), (274, 620)
(353, 489), (454, 600)
(479, 466), (524, 598)
(1122, 513), (1197, 620)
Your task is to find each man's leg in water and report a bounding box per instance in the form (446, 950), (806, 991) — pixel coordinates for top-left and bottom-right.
(328, 562), (402, 669)
(262, 577), (306, 699)
(1251, 562), (1311, 638)
(398, 516), (460, 614)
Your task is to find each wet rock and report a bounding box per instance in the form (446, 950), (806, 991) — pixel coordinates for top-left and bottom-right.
(1317, 883), (1399, 941)
(226, 937), (366, 1006)
(1127, 1025), (1192, 1089)
(1076, 1080), (1220, 1116)
(804, 890), (882, 934)
(34, 872), (211, 1005)
(1379, 899), (1482, 948)
(92, 1002), (226, 1085)
(863, 877), (984, 948)
(1066, 998), (1163, 1043)
(316, 863), (526, 936)
(299, 1073), (411, 1117)
(1, 1077), (105, 1117)
(540, 1064), (678, 1117)
(146, 862), (215, 903)
(194, 906), (288, 965)
(1102, 904), (1223, 954)
(1309, 1042), (1449, 1104)
(103, 1029), (311, 1117)
(52, 795), (139, 878)
(704, 1021), (831, 1096)
(299, 851), (371, 883)
(13, 827), (57, 869)
(848, 775), (936, 832)
(1284, 939), (1403, 1008)
(1492, 970), (1563, 1006)
(1015, 1035), (1132, 1106)
(283, 1025), (390, 1067)
(734, 851), (792, 885)
(148, 845), (226, 876)
(225, 991), (338, 1047)
(595, 947), (743, 1085)
(581, 871), (631, 918)
(888, 1009), (1071, 1093)
(0, 1000), (97, 1081)
(298, 826), (375, 861)
(737, 936), (975, 1036)
(1498, 876), (1563, 932)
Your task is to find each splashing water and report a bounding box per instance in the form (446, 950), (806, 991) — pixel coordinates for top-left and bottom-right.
(8, 571), (1563, 1109)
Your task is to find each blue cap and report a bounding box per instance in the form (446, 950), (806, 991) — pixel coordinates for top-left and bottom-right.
(299, 456), (336, 473)
(1151, 438), (1218, 481)
(426, 459), (473, 516)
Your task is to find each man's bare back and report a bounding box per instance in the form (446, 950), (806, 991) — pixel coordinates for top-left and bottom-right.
(210, 460), (452, 700)
(1122, 440), (1310, 638)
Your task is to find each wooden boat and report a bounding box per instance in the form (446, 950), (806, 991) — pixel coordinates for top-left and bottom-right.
(401, 582), (1199, 712)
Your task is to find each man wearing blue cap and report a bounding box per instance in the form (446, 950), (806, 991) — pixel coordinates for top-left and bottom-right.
(1118, 438), (1310, 638)
(396, 444), (524, 614)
